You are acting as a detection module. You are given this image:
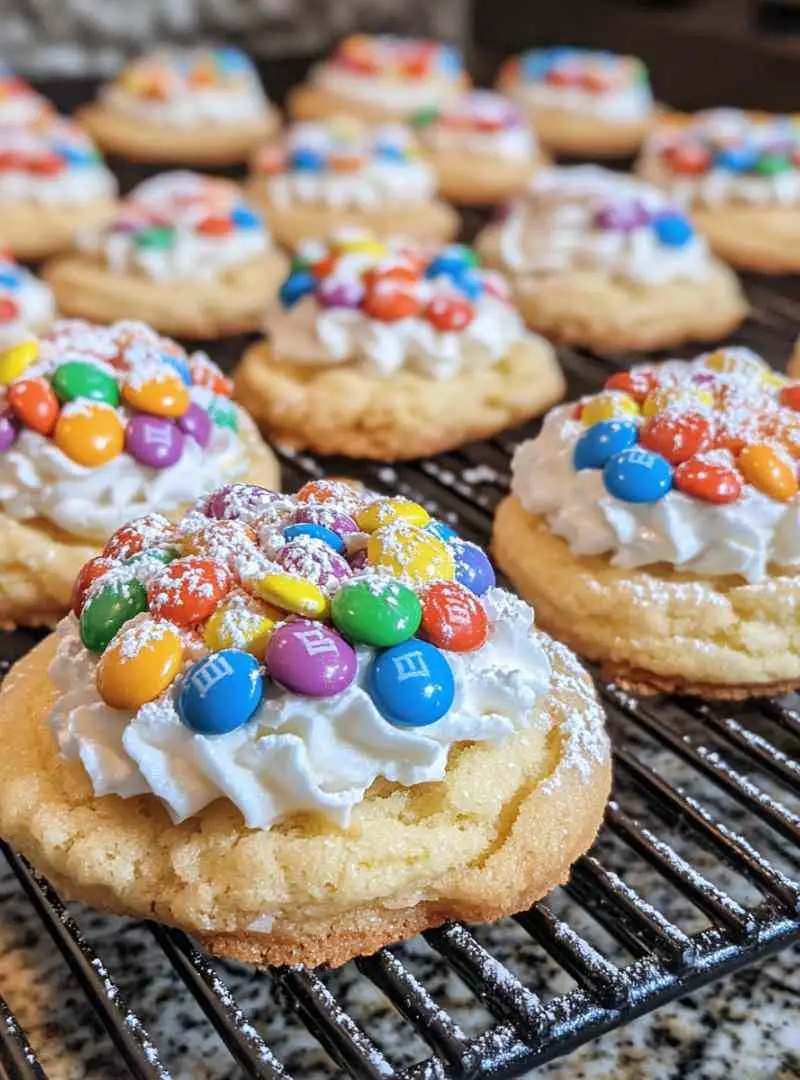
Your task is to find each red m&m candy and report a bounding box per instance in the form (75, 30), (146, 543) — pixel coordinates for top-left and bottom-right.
(147, 556), (232, 625)
(189, 354), (232, 397)
(197, 215), (234, 236)
(674, 456), (742, 504)
(424, 296), (474, 332)
(604, 370), (658, 403)
(0, 297), (19, 323)
(103, 513), (174, 560)
(419, 581), (489, 653)
(362, 281), (421, 322)
(639, 411), (711, 465)
(7, 377), (59, 435)
(779, 385), (800, 412)
(71, 555), (117, 616)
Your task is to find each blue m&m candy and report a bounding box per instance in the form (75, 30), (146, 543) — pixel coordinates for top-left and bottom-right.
(450, 539), (496, 596)
(425, 245), (478, 279)
(290, 147), (326, 172)
(652, 212), (694, 248)
(0, 268), (21, 290)
(177, 649), (264, 735)
(283, 522), (345, 554)
(369, 639), (455, 727)
(574, 419), (638, 471)
(426, 519), (458, 543)
(280, 270), (317, 308)
(715, 145), (758, 174)
(603, 447), (672, 504)
(231, 205), (262, 230)
(375, 142), (406, 163)
(160, 352), (192, 386)
(452, 269), (484, 302)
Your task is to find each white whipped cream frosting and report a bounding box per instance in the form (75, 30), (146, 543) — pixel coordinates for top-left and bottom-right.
(266, 253), (530, 378)
(484, 165), (712, 285)
(0, 263), (55, 347)
(512, 401), (800, 584)
(310, 64), (460, 115)
(637, 110), (800, 209)
(79, 171), (269, 282)
(48, 588), (554, 829)
(510, 80), (652, 123)
(102, 48), (269, 128)
(0, 121), (116, 204)
(419, 91), (536, 161)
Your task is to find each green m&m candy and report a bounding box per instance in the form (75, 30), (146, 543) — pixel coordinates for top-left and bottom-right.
(753, 153), (791, 177)
(79, 579), (148, 654)
(52, 361), (120, 407)
(331, 578), (421, 648)
(125, 546), (180, 568)
(135, 225), (175, 250)
(207, 398), (239, 432)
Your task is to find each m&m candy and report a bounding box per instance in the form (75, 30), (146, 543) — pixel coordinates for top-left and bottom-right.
(148, 556), (232, 624)
(104, 513), (173, 560)
(369, 639), (455, 727)
(0, 340), (37, 386)
(97, 619), (183, 709)
(71, 555), (117, 616)
(331, 578), (422, 647)
(7, 377), (59, 435)
(52, 361), (119, 407)
(280, 270), (317, 308)
(207, 483), (282, 522)
(674, 456), (742, 504)
(274, 538), (352, 590)
(425, 519), (458, 543)
(177, 649), (264, 735)
(123, 372), (190, 418)
(125, 414), (184, 468)
(367, 523), (455, 585)
(449, 539), (496, 596)
(266, 621), (357, 697)
(603, 448), (672, 503)
(254, 572), (329, 619)
(652, 212), (694, 248)
(177, 403), (212, 448)
(356, 497), (430, 532)
(283, 522), (345, 554)
(0, 410), (18, 452)
(581, 392), (639, 427)
(204, 592), (277, 657)
(79, 578), (148, 654)
(738, 443), (798, 501)
(292, 504), (358, 537)
(638, 412), (711, 465)
(573, 419), (638, 471)
(54, 402), (125, 467)
(419, 581), (488, 652)
(424, 296), (474, 332)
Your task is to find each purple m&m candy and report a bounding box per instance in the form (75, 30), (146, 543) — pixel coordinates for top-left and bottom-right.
(0, 409), (19, 452)
(266, 620), (356, 697)
(450, 539), (496, 596)
(293, 504), (358, 536)
(177, 403), (212, 448)
(318, 279), (365, 309)
(594, 201), (650, 232)
(207, 483), (282, 522)
(125, 414), (184, 468)
(348, 547), (369, 571)
(276, 537), (351, 590)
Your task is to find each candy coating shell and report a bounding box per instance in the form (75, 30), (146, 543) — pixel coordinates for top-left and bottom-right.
(369, 639), (455, 727)
(419, 581), (488, 652)
(79, 580), (148, 654)
(97, 623), (183, 709)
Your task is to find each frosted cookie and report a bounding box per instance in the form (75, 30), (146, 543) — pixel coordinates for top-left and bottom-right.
(0, 66), (53, 126)
(287, 34), (467, 124)
(246, 116), (459, 247)
(493, 348), (800, 699)
(78, 47), (279, 166)
(498, 47), (654, 158)
(0, 250), (55, 346)
(0, 117), (117, 260)
(0, 479), (611, 967)
(412, 90), (546, 205)
(477, 166), (748, 352)
(235, 232), (565, 460)
(636, 108), (800, 273)
(0, 319), (279, 628)
(44, 172), (288, 340)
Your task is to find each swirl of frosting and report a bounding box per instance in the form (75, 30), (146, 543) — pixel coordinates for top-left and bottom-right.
(78, 171), (269, 282)
(0, 117), (116, 204)
(309, 35), (464, 115)
(413, 90), (537, 160)
(486, 166), (713, 286)
(637, 109), (800, 209)
(253, 119), (436, 210)
(266, 232), (531, 377)
(0, 253), (54, 346)
(512, 349), (800, 583)
(102, 47), (270, 127)
(0, 319), (247, 539)
(48, 470), (555, 829)
(501, 47), (653, 122)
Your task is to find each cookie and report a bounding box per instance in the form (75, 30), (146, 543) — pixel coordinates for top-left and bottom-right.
(287, 35), (467, 125)
(493, 348), (800, 699)
(412, 90), (546, 205)
(636, 109), (800, 273)
(44, 172), (287, 340)
(498, 47), (654, 158)
(0, 481), (611, 968)
(0, 252), (55, 347)
(246, 117), (459, 247)
(477, 165), (748, 352)
(78, 47), (279, 166)
(0, 319), (280, 628)
(0, 117), (117, 260)
(234, 232), (565, 459)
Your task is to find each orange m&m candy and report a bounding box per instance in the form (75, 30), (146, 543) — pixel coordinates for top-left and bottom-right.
(362, 280), (422, 322)
(604, 370), (658, 403)
(639, 411), (711, 466)
(424, 296), (474, 332)
(147, 555), (232, 625)
(71, 555), (117, 616)
(189, 355), (232, 397)
(7, 377), (59, 435)
(738, 443), (798, 501)
(296, 478), (363, 512)
(674, 456), (742, 504)
(663, 143), (711, 175)
(418, 581), (488, 653)
(123, 371), (190, 418)
(197, 215), (233, 236)
(780, 385), (800, 412)
(103, 513), (174, 560)
(97, 619), (183, 710)
(54, 402), (124, 467)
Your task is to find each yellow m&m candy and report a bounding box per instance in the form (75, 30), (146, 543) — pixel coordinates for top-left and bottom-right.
(367, 523), (454, 585)
(642, 386), (714, 418)
(739, 443), (798, 502)
(54, 402), (124, 467)
(356, 497), (430, 533)
(122, 372), (190, 418)
(581, 392), (639, 427)
(0, 340), (38, 386)
(254, 573), (329, 619)
(96, 620), (183, 709)
(204, 593), (280, 657)
(332, 234), (388, 257)
(705, 349), (766, 380)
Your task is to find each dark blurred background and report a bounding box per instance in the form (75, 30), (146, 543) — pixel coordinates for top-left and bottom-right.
(2, 0), (799, 110)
